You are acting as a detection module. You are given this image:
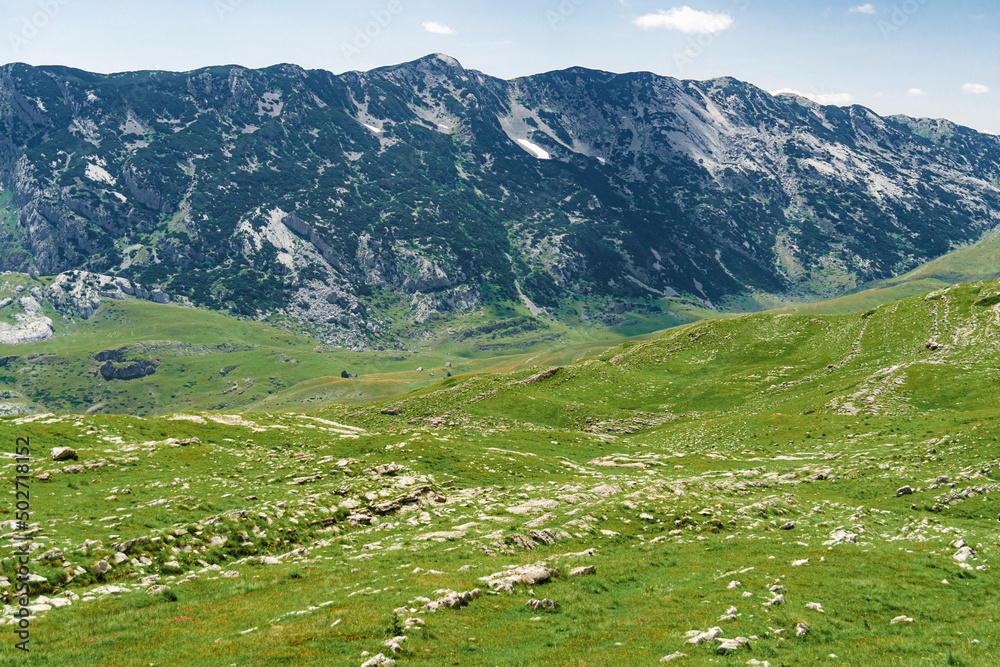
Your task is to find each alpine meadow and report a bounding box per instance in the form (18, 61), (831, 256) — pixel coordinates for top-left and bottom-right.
(1, 2), (999, 665)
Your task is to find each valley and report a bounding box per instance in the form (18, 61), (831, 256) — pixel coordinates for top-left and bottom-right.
(1, 277), (998, 665)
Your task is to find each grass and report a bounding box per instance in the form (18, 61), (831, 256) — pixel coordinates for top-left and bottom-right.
(0, 278), (999, 663)
(0, 286), (702, 416)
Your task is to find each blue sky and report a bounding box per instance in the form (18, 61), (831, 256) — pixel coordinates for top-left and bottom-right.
(1, 0), (997, 134)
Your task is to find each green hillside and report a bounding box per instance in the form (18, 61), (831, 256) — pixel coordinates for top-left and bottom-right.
(1, 278), (998, 664)
(1, 275), (712, 415)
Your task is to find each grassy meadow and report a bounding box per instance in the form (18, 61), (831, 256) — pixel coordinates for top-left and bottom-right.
(0, 278), (997, 664)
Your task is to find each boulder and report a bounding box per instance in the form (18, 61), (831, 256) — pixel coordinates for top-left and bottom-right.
(480, 564), (558, 593)
(99, 359), (159, 381)
(954, 546), (975, 562)
(526, 598), (556, 610)
(424, 588), (482, 611)
(51, 447), (78, 461)
(360, 654), (395, 667)
(686, 627), (723, 645)
(376, 463), (405, 476)
(896, 485), (914, 497)
(716, 636), (750, 652)
(382, 635), (407, 653)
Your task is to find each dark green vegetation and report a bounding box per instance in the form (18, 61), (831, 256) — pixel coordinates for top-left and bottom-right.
(1, 277), (998, 664)
(1, 55), (999, 345)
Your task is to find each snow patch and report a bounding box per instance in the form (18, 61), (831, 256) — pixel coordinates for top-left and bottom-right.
(363, 123), (384, 134)
(516, 139), (551, 160)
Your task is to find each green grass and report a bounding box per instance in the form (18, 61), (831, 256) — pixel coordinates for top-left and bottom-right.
(1, 278), (1000, 664)
(1, 292), (694, 416)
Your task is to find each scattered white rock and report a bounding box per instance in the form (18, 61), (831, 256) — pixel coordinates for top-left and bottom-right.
(954, 546), (975, 562)
(686, 626), (723, 645)
(480, 564), (557, 593)
(360, 654), (396, 667)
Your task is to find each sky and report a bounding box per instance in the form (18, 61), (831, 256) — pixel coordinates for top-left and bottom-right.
(1, 0), (997, 134)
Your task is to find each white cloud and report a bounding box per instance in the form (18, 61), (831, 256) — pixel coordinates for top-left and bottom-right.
(634, 6), (733, 34)
(962, 83), (989, 95)
(849, 4), (876, 14)
(908, 88), (925, 96)
(772, 88), (854, 106)
(422, 21), (456, 35)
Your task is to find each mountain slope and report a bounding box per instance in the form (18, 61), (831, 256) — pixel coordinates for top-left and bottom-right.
(1, 55), (999, 344)
(3, 276), (999, 665)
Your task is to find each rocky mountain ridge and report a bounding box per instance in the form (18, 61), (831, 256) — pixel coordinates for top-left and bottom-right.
(1, 54), (999, 345)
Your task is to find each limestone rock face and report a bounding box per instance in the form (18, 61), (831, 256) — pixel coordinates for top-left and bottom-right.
(99, 359), (159, 381)
(0, 296), (53, 344)
(44, 271), (169, 319)
(0, 56), (998, 346)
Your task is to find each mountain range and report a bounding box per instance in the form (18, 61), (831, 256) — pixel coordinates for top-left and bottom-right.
(2, 53), (999, 345)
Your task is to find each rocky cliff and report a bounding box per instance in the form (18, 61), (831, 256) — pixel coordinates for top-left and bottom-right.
(1, 55), (998, 344)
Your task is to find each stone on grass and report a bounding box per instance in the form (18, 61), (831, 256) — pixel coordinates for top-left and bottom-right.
(896, 485), (914, 497)
(480, 564), (558, 593)
(526, 598), (556, 610)
(382, 635), (407, 653)
(569, 565), (596, 576)
(890, 615), (914, 624)
(716, 636), (749, 652)
(51, 447), (78, 461)
(360, 654), (395, 667)
(954, 546), (974, 562)
(424, 588), (482, 611)
(660, 652), (687, 662)
(686, 626), (723, 645)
